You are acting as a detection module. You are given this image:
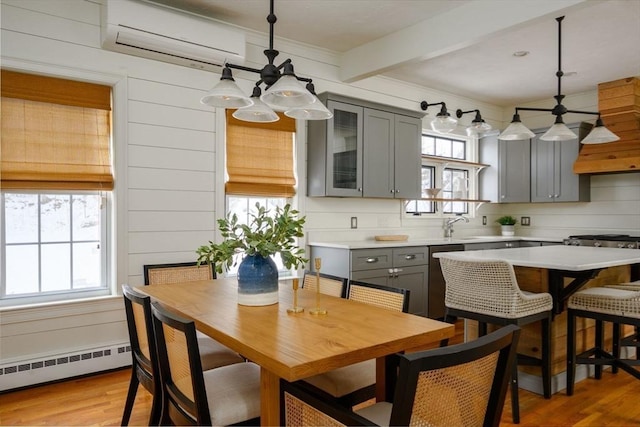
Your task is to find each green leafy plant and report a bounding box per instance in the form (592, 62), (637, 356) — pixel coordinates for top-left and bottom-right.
(496, 215), (518, 226)
(196, 203), (307, 274)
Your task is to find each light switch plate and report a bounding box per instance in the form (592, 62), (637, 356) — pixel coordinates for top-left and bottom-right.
(521, 216), (530, 226)
(350, 217), (358, 229)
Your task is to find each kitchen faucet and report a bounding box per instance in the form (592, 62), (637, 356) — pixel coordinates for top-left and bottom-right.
(444, 215), (469, 238)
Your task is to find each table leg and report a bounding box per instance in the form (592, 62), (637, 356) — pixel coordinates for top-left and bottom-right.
(260, 367), (280, 426)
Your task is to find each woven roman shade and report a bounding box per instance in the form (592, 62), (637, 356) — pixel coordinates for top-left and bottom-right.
(225, 110), (296, 197)
(1, 70), (113, 190)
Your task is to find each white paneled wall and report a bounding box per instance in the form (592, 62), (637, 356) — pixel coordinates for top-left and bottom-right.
(1, 0), (639, 389)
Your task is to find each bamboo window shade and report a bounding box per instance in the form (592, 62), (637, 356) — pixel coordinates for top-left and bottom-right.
(225, 110), (296, 197)
(1, 69), (113, 190)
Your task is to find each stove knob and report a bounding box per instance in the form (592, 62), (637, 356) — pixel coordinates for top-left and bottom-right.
(618, 243), (626, 249)
(573, 241), (581, 246)
(628, 243), (636, 249)
(594, 242), (602, 247)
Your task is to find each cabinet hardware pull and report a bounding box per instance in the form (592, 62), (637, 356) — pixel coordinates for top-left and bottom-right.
(366, 257), (379, 263)
(404, 255), (416, 260)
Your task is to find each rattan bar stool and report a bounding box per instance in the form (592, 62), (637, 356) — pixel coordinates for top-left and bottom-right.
(439, 255), (553, 424)
(605, 280), (640, 370)
(566, 286), (640, 396)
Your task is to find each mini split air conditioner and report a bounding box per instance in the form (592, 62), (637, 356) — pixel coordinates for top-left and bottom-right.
(100, 0), (245, 71)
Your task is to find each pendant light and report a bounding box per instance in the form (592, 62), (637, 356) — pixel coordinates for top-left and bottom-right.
(420, 101), (457, 133)
(456, 109), (492, 136)
(285, 83), (333, 120)
(200, 0), (331, 123)
(232, 86), (280, 123)
(499, 16), (618, 144)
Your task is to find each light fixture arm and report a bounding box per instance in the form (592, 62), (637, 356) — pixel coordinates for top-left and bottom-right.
(501, 15), (618, 143)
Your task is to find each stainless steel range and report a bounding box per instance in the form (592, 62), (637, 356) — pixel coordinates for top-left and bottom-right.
(563, 234), (640, 249)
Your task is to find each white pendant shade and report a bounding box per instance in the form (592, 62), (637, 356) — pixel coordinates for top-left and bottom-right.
(201, 79), (253, 108)
(232, 97), (280, 123)
(581, 123), (620, 144)
(261, 75), (316, 109)
(285, 97), (333, 120)
(499, 121), (535, 140)
(540, 123), (577, 141)
(431, 116), (457, 133)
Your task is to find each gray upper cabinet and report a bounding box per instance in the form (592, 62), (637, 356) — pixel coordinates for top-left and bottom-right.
(530, 124), (590, 203)
(307, 93), (423, 199)
(479, 131), (530, 203)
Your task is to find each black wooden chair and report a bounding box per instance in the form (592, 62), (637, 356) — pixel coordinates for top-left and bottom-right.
(282, 325), (521, 427)
(301, 280), (410, 407)
(151, 301), (261, 426)
(301, 270), (348, 298)
(143, 261), (245, 367)
(121, 285), (162, 426)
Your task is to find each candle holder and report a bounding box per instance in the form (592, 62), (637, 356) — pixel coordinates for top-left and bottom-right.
(309, 258), (327, 315)
(287, 278), (304, 314)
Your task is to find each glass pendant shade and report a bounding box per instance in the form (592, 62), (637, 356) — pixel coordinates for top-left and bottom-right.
(285, 97), (333, 120)
(431, 115), (457, 133)
(201, 69), (253, 108)
(581, 119), (620, 144)
(540, 122), (577, 141)
(261, 67), (316, 110)
(232, 88), (279, 123)
(499, 114), (535, 140)
(467, 120), (492, 136)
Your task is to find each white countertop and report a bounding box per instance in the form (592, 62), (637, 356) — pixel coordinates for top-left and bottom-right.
(433, 245), (640, 271)
(308, 236), (562, 250)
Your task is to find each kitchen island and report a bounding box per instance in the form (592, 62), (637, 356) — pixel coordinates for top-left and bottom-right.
(434, 245), (640, 393)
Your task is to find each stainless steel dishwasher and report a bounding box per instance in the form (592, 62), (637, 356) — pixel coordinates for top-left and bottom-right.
(427, 244), (464, 319)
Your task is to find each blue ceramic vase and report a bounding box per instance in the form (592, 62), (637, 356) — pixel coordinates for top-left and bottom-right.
(237, 254), (279, 306)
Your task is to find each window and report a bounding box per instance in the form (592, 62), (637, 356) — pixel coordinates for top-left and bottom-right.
(223, 111), (297, 276)
(1, 70), (112, 306)
(405, 132), (477, 216)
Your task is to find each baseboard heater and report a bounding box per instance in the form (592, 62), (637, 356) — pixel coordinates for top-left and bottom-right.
(0, 343), (132, 392)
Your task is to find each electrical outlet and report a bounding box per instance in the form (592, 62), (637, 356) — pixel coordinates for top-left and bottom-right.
(521, 216), (531, 226)
(482, 216), (487, 225)
(350, 217), (358, 229)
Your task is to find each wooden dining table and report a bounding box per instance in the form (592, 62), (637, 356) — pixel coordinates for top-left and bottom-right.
(138, 278), (455, 426)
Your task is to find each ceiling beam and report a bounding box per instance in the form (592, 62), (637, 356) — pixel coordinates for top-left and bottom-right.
(339, 0), (590, 83)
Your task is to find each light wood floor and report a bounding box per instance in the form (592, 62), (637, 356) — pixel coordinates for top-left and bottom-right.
(2, 364), (639, 426)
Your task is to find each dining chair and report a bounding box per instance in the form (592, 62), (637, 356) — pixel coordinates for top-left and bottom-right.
(121, 285), (162, 426)
(143, 261), (214, 285)
(143, 261), (245, 367)
(438, 255), (553, 424)
(150, 301), (261, 426)
(282, 325), (521, 427)
(566, 286), (640, 395)
(301, 271), (348, 298)
(301, 280), (410, 407)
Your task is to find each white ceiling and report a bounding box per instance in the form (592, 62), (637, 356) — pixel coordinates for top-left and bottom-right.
(149, 0), (640, 106)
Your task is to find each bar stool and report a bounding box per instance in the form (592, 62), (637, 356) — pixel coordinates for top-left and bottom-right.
(566, 286), (640, 396)
(439, 255), (553, 424)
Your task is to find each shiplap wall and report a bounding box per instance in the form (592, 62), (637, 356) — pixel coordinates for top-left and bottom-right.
(1, 0), (638, 387)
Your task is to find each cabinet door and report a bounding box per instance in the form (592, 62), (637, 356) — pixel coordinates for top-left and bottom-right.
(394, 114), (422, 199)
(363, 108), (394, 198)
(393, 265), (427, 316)
(326, 101), (364, 197)
(554, 126), (586, 202)
(479, 133), (529, 203)
(499, 138), (531, 202)
(530, 133), (556, 202)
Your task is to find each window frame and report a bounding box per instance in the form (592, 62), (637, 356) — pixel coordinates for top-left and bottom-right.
(0, 60), (125, 308)
(403, 131), (479, 219)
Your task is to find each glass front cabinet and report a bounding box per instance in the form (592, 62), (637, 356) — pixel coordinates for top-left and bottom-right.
(307, 93), (423, 199)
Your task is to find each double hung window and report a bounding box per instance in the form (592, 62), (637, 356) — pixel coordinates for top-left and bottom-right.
(1, 70), (113, 306)
(405, 133), (477, 216)
(223, 111), (297, 276)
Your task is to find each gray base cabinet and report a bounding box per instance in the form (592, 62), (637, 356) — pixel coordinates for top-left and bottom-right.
(309, 245), (428, 317)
